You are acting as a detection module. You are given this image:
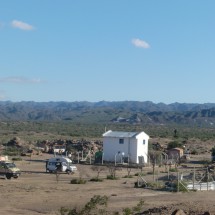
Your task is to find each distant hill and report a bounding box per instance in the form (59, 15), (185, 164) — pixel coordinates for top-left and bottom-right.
(0, 101), (215, 127)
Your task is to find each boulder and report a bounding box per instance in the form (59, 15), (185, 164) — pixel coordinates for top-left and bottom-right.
(172, 209), (186, 215)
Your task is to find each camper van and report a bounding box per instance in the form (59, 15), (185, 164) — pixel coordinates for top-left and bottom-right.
(46, 157), (77, 173)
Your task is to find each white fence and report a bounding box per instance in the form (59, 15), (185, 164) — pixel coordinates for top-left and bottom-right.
(187, 181), (215, 191)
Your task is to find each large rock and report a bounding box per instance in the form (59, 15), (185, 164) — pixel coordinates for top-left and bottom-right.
(203, 212), (211, 215)
(172, 209), (186, 215)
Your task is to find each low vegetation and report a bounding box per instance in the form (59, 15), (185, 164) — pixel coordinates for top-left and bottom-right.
(1, 121), (215, 144)
(58, 195), (144, 215)
(70, 178), (87, 184)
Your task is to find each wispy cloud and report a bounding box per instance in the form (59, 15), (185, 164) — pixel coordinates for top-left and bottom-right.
(0, 76), (43, 84)
(11, 20), (35, 31)
(131, 38), (150, 49)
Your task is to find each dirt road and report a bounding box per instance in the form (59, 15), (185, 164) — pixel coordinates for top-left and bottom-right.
(0, 154), (214, 215)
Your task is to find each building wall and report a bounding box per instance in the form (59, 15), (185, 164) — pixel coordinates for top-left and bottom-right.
(103, 132), (149, 164)
(103, 136), (136, 162)
(136, 133), (149, 163)
(167, 148), (183, 159)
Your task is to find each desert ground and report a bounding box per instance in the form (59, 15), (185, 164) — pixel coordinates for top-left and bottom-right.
(0, 153), (215, 215)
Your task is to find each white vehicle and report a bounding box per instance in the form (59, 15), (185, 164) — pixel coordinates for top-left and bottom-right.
(53, 145), (66, 154)
(46, 157), (77, 174)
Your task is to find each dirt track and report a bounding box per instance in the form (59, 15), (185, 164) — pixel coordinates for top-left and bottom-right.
(0, 154), (214, 215)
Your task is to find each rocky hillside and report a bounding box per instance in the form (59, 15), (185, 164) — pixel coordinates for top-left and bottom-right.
(0, 101), (215, 127)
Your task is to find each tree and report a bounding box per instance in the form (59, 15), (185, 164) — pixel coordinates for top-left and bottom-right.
(174, 128), (178, 138)
(148, 150), (162, 181)
(167, 141), (183, 150)
(211, 146), (215, 161)
(91, 166), (105, 181)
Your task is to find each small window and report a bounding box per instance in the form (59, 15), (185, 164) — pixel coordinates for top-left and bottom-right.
(143, 140), (146, 144)
(119, 138), (124, 144)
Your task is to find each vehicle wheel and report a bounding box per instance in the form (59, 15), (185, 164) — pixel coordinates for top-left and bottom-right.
(6, 174), (11, 180)
(66, 170), (71, 174)
(14, 176), (18, 179)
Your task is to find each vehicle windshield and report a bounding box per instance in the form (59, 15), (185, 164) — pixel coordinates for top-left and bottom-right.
(5, 163), (16, 168)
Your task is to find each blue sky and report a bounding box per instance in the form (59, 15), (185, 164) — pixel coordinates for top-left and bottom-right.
(0, 1), (215, 104)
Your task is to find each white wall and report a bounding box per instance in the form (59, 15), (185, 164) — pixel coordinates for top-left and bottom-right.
(103, 136), (131, 162)
(136, 133), (148, 163)
(103, 132), (149, 164)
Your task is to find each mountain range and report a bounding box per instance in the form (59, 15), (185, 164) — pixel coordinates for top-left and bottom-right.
(0, 101), (215, 127)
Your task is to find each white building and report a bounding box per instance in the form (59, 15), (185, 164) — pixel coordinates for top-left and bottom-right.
(102, 130), (149, 164)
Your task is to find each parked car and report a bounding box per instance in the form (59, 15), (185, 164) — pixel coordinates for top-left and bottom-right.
(46, 157), (77, 174)
(0, 161), (21, 179)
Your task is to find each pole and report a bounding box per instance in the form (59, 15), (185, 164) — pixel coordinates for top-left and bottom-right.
(128, 134), (130, 165)
(193, 167), (195, 190)
(177, 171), (179, 192)
(102, 153), (104, 165)
(78, 152), (80, 163)
(207, 167), (209, 191)
(157, 169), (159, 188)
(167, 165), (169, 180)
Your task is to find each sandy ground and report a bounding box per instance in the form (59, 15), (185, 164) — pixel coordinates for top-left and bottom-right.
(0, 154), (215, 215)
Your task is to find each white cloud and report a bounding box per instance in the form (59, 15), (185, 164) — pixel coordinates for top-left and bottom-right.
(131, 38), (150, 49)
(11, 20), (35, 31)
(0, 76), (43, 84)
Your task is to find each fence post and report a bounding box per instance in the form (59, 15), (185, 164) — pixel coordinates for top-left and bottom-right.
(157, 169), (159, 188)
(102, 153), (104, 165)
(207, 167), (209, 191)
(167, 165), (169, 180)
(193, 167), (195, 190)
(177, 171), (179, 192)
(78, 151), (80, 163)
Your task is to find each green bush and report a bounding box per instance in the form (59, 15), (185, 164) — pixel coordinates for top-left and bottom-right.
(59, 195), (108, 215)
(70, 178), (87, 184)
(147, 171), (153, 175)
(169, 168), (178, 172)
(3, 147), (20, 156)
(58, 195), (144, 215)
(106, 175), (117, 180)
(123, 175), (133, 178)
(134, 172), (146, 176)
(122, 208), (132, 215)
(190, 149), (198, 155)
(167, 141), (183, 149)
(89, 177), (103, 182)
(147, 182), (165, 190)
(12, 157), (22, 161)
